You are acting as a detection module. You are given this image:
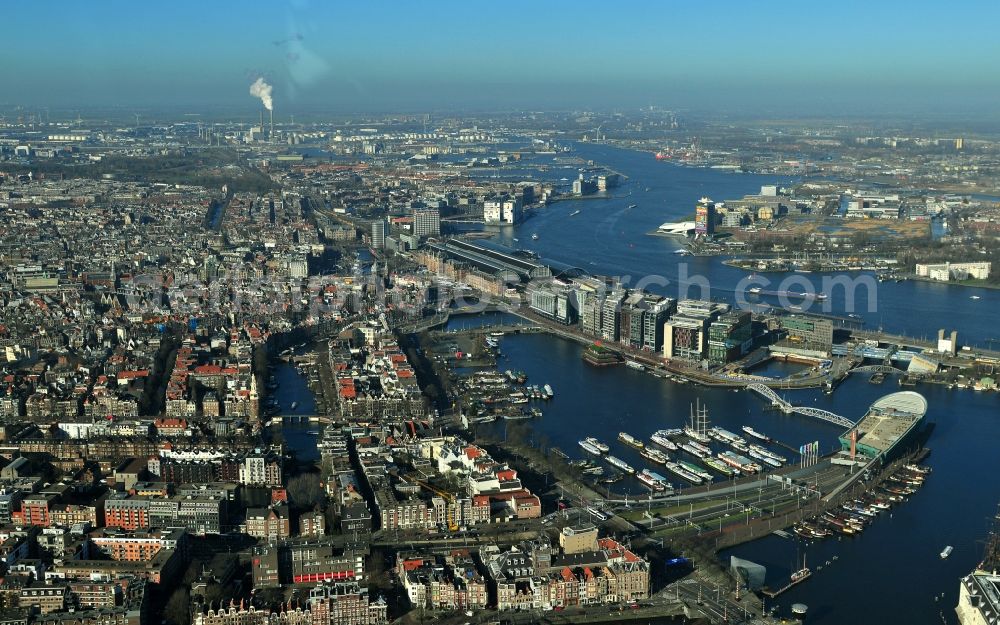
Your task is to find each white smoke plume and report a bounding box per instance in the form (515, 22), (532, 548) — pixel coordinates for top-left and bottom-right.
(249, 77), (273, 111)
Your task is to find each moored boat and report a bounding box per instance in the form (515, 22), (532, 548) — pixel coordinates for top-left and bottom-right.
(742, 425), (771, 442)
(641, 447), (670, 465)
(618, 432), (644, 449)
(579, 440), (603, 455)
(665, 461), (702, 484)
(606, 455), (635, 474)
(650, 430), (679, 451)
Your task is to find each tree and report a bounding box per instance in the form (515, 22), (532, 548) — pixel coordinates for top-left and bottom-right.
(288, 473), (323, 509)
(164, 587), (191, 625)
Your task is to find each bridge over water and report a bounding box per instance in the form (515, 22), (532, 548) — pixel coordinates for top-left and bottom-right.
(746, 383), (854, 428)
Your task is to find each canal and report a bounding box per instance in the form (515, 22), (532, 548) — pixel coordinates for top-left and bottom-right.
(271, 360), (321, 463)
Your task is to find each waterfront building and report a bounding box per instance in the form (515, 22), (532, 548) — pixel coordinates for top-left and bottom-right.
(695, 198), (716, 235)
(838, 391), (928, 461)
(915, 261), (991, 282)
(777, 315), (834, 356)
(663, 300), (728, 361)
(708, 311), (753, 364)
(600, 290), (626, 342)
(528, 281), (577, 324)
(641, 297), (675, 352)
(484, 197), (522, 224)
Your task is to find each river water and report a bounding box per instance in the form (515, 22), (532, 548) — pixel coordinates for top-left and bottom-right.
(456, 143), (999, 624)
(487, 142), (999, 348)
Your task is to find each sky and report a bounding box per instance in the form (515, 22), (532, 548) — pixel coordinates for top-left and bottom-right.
(5, 0), (1000, 116)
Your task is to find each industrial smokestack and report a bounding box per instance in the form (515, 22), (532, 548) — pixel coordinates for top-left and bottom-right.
(269, 109), (274, 142)
(249, 77), (273, 111)
(259, 110), (264, 136)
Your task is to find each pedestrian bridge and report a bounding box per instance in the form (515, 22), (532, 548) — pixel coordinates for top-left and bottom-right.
(746, 383), (855, 428)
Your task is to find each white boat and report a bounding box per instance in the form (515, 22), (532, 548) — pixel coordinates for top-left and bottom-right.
(531, 233), (539, 240)
(742, 426), (771, 442)
(680, 442), (709, 459)
(970, 295), (981, 300)
(665, 461), (702, 484)
(618, 432), (644, 448)
(650, 431), (678, 451)
(627, 203), (637, 209)
(290, 401), (298, 410)
(584, 437), (609, 453)
(941, 546), (953, 559)
(749, 443), (786, 463)
(625, 360), (645, 371)
(579, 440), (603, 455)
(708, 427), (746, 446)
(543, 384), (554, 398)
(606, 456), (635, 474)
(748, 287), (762, 295)
(570, 209), (581, 216)
(641, 447), (670, 465)
(747, 448), (782, 468)
(637, 470), (664, 491)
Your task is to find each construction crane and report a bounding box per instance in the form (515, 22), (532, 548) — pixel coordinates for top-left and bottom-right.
(402, 474), (460, 531)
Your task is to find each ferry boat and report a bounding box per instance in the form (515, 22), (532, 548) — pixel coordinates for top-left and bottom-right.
(618, 432), (644, 449)
(637, 469), (667, 491)
(625, 360), (645, 371)
(680, 442), (709, 459)
(640, 447), (670, 465)
(650, 430), (679, 451)
(742, 426), (771, 442)
(665, 461), (702, 484)
(606, 455), (635, 474)
(543, 384), (554, 398)
(679, 461), (713, 482)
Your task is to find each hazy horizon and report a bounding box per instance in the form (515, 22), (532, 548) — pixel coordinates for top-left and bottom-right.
(5, 0), (1000, 118)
